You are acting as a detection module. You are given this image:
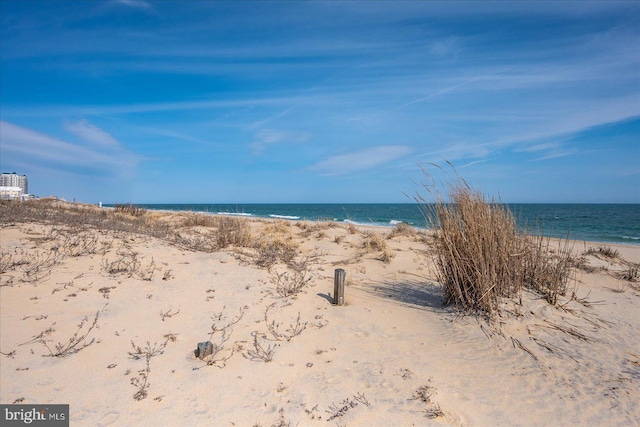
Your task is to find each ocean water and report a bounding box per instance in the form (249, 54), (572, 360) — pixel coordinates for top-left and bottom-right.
(125, 203), (640, 246)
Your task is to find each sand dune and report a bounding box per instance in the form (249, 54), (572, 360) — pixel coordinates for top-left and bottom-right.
(1, 210), (639, 426)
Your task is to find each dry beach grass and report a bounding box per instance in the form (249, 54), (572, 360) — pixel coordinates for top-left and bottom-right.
(1, 197), (639, 426)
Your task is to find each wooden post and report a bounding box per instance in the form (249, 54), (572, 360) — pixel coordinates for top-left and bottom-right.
(334, 268), (346, 306)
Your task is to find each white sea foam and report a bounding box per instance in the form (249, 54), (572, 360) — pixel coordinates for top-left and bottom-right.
(343, 218), (386, 227)
(389, 220), (403, 225)
(269, 214), (300, 220)
(217, 212), (252, 217)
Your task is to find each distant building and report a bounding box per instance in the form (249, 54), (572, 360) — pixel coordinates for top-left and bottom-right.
(0, 186), (23, 199)
(0, 172), (28, 195)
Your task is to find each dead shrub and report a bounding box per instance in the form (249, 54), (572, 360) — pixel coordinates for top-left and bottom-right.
(214, 217), (253, 249)
(1, 199), (176, 242)
(53, 228), (106, 257)
(263, 302), (307, 341)
(170, 230), (218, 253)
(254, 238), (298, 269)
(244, 331), (278, 363)
(271, 269), (312, 298)
(13, 249), (64, 284)
(101, 246), (157, 281)
(0, 251), (14, 274)
(23, 304), (107, 357)
(114, 203), (146, 217)
(411, 382), (444, 419)
(128, 339), (170, 400)
(417, 163), (574, 314)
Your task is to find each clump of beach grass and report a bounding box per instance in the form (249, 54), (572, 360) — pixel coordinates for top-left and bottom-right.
(361, 231), (386, 252)
(387, 222), (415, 239)
(583, 245), (620, 259)
(417, 163), (574, 315)
(212, 216), (254, 249)
(361, 231), (395, 263)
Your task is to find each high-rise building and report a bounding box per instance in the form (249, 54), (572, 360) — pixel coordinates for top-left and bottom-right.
(0, 172), (28, 194)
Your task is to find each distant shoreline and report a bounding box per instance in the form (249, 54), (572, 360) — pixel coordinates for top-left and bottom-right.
(104, 202), (640, 246)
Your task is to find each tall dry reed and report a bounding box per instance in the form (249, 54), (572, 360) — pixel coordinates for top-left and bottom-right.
(417, 164), (573, 314)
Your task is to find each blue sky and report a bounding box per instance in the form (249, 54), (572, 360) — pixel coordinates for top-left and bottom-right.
(1, 0), (639, 204)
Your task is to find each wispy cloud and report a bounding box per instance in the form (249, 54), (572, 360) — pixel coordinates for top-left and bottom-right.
(310, 145), (412, 176)
(248, 106), (298, 131)
(3, 96), (307, 118)
(0, 120), (139, 177)
(64, 119), (121, 148)
(112, 0), (152, 10)
(250, 129), (311, 155)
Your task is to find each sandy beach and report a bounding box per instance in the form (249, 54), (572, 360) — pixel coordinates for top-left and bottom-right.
(1, 203), (639, 426)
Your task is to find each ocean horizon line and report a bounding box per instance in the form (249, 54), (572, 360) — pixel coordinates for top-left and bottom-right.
(109, 202), (640, 205)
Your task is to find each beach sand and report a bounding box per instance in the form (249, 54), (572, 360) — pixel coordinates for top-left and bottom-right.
(1, 207), (639, 426)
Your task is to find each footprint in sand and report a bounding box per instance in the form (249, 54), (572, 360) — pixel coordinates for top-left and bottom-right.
(354, 330), (369, 338)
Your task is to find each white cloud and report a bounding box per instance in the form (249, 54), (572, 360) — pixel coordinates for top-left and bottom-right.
(64, 119), (121, 148)
(0, 121), (138, 177)
(310, 145), (412, 176)
(518, 141), (562, 153)
(256, 129), (286, 145)
(250, 129), (312, 155)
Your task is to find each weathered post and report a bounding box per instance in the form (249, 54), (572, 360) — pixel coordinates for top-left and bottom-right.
(334, 268), (346, 306)
(195, 341), (213, 359)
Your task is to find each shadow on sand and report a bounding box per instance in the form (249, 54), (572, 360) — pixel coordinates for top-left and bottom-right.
(360, 277), (446, 311)
(316, 292), (334, 304)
